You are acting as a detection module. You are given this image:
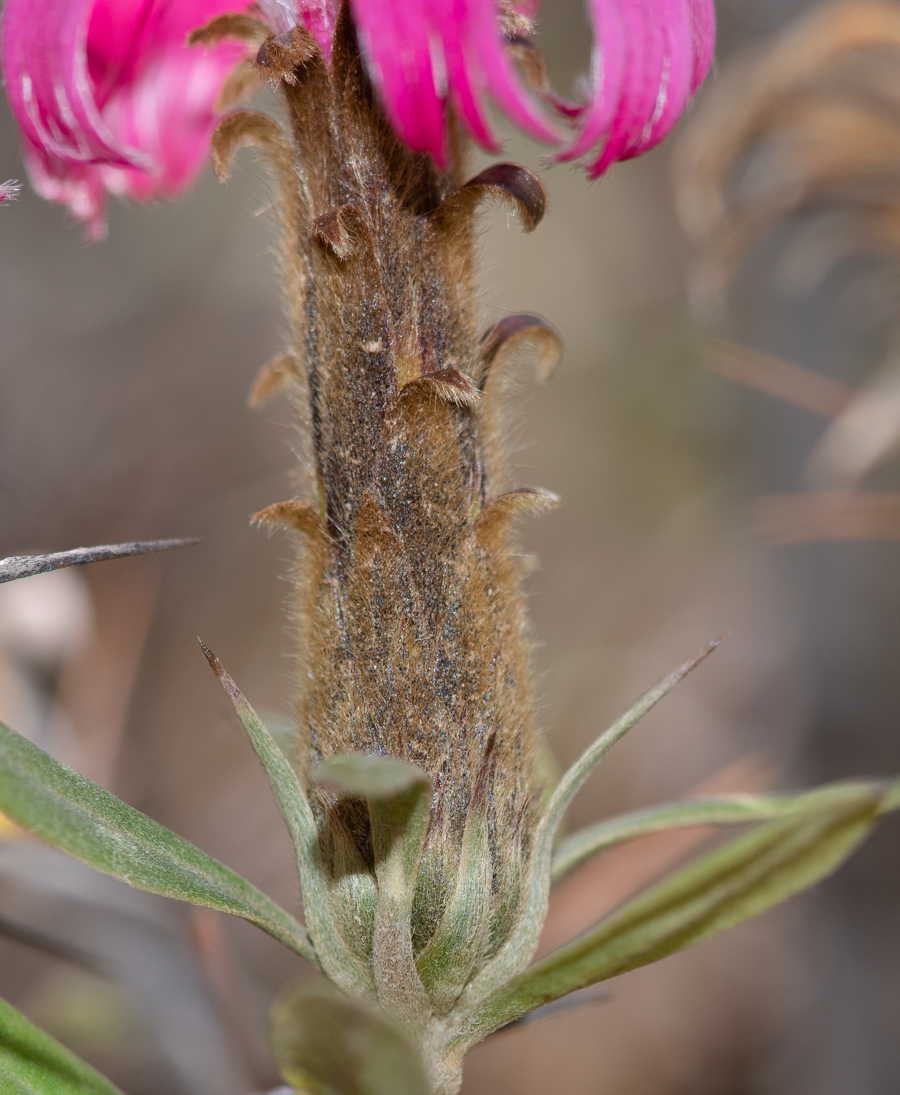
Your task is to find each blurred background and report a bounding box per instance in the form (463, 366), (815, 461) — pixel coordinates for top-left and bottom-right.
(2, 1), (899, 1092)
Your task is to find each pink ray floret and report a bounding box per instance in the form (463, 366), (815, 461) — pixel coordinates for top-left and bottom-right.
(561, 0), (716, 176)
(1, 0), (715, 231)
(1, 0), (252, 237)
(298, 0), (715, 171)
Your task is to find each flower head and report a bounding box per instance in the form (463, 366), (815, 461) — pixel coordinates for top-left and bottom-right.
(2, 0), (715, 232)
(1, 0), (252, 237)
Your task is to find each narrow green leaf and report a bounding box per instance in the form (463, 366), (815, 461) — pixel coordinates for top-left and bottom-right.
(459, 641), (720, 1010)
(0, 993), (125, 1095)
(271, 981), (429, 1095)
(201, 646), (374, 997)
(551, 795), (792, 881)
(460, 783), (881, 1044)
(552, 777), (900, 881)
(543, 641), (723, 841)
(0, 719), (311, 961)
(551, 778), (900, 881)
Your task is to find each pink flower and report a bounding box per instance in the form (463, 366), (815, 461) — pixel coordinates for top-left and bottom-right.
(2, 0), (715, 232)
(276, 0), (715, 173)
(1, 0), (252, 237)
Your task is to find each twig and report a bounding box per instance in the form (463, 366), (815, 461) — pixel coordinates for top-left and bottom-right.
(0, 539), (199, 584)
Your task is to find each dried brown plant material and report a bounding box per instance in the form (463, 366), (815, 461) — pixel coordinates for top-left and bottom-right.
(0, 538), (198, 584)
(678, 4), (900, 537)
(805, 350), (900, 486)
(706, 339), (855, 419)
(256, 26), (319, 84)
(755, 490), (900, 543)
(436, 163), (547, 234)
(676, 1), (900, 311)
(249, 352), (300, 407)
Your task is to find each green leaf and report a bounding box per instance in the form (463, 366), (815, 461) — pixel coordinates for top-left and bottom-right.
(0, 993), (125, 1094)
(459, 641), (720, 1010)
(0, 719), (312, 962)
(201, 646), (375, 998)
(415, 804), (492, 1014)
(369, 764), (432, 1025)
(311, 754), (428, 801)
(459, 782), (882, 1045)
(313, 753), (432, 1024)
(415, 748), (494, 1014)
(271, 981), (429, 1095)
(551, 777), (900, 881)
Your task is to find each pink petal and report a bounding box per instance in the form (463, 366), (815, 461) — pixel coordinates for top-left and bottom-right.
(688, 0), (716, 93)
(1, 0), (252, 236)
(2, 0), (717, 230)
(561, 0), (715, 178)
(640, 0), (693, 152)
(297, 0), (339, 58)
(556, 0), (627, 162)
(350, 0), (560, 164)
(432, 0), (498, 150)
(350, 0), (447, 161)
(462, 0), (560, 145)
(255, 0), (297, 34)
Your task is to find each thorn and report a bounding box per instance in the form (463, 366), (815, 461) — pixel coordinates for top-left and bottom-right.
(0, 538), (199, 584)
